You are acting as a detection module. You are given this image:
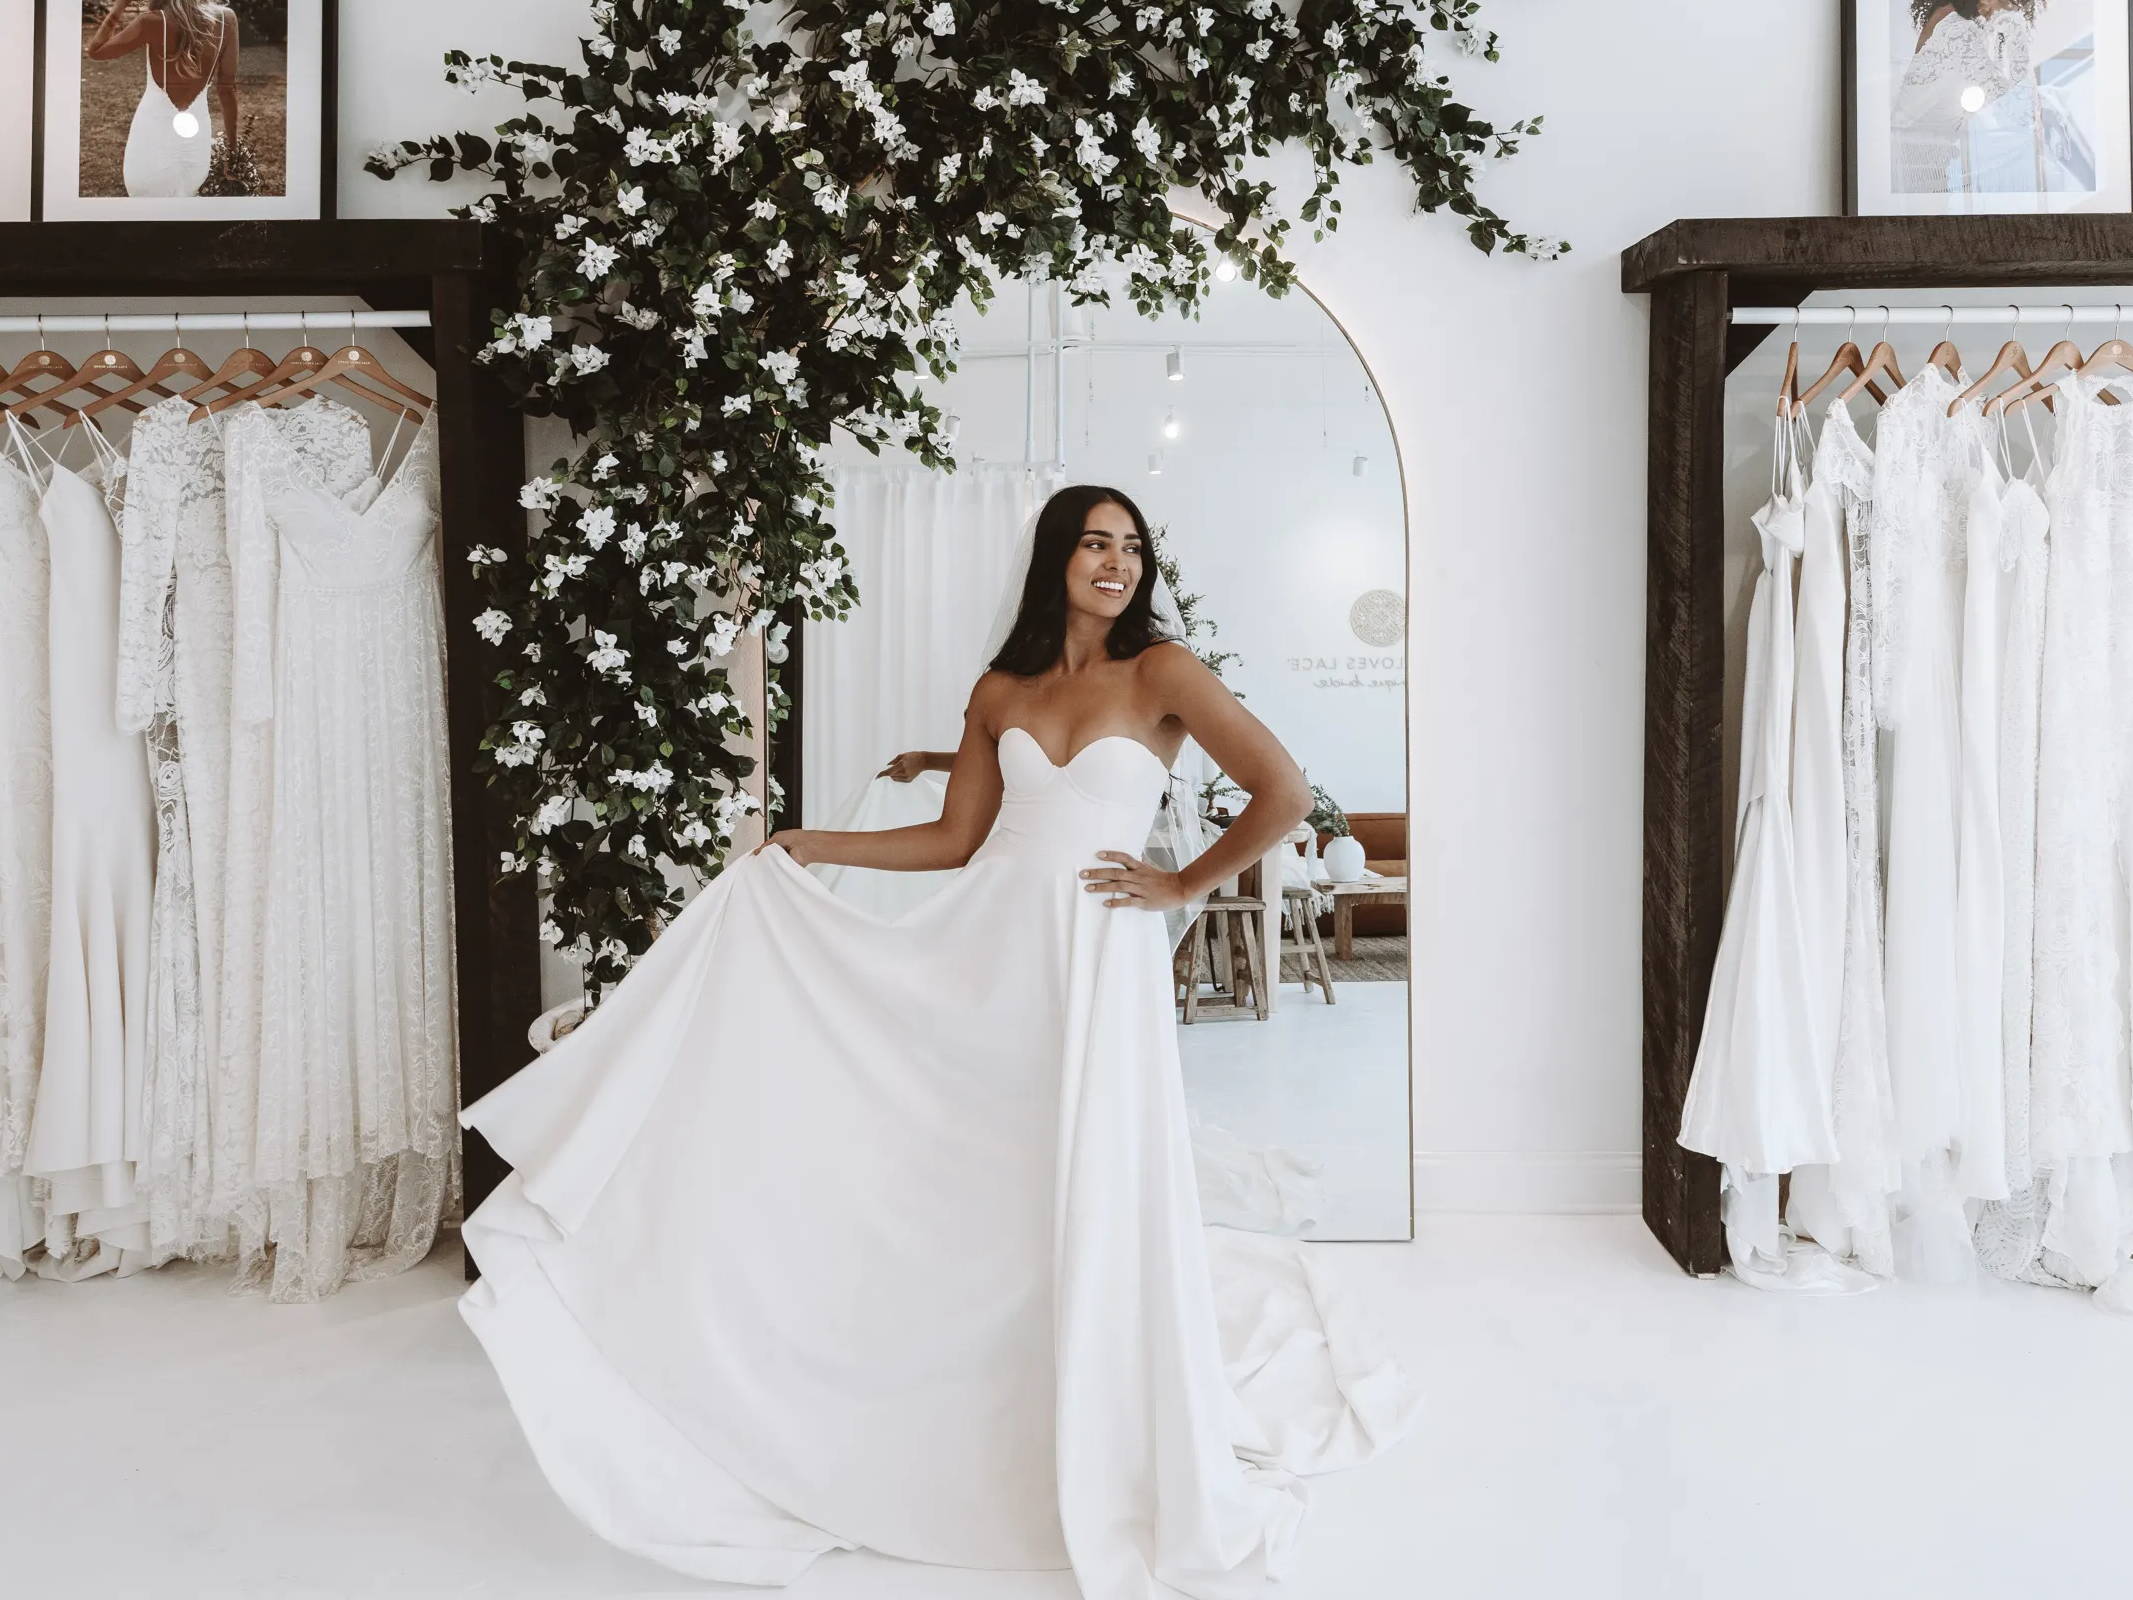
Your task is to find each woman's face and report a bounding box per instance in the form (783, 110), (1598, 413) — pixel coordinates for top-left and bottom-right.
(1062, 500), (1144, 624)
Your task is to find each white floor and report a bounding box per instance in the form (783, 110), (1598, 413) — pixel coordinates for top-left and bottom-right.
(6, 1216), (2130, 1599)
(1177, 980), (1410, 1239)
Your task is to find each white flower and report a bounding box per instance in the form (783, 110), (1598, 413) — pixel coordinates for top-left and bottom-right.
(760, 349), (800, 385)
(519, 475), (564, 511)
(623, 126), (672, 166)
(577, 239), (620, 280)
(500, 851), (524, 874)
(463, 195), (499, 223)
(705, 613), (742, 658)
(570, 344), (611, 375)
(970, 84), (998, 111)
(666, 636), (689, 656)
(1005, 69), (1044, 107)
(616, 182), (646, 216)
(696, 689), (731, 716)
(520, 685), (547, 706)
(510, 720), (546, 747)
(539, 917), (564, 945)
(613, 300), (662, 330)
(512, 313), (555, 349)
(627, 833), (649, 858)
(577, 505), (618, 548)
(763, 238), (793, 275)
(923, 0), (954, 31)
(749, 197), (778, 220)
(586, 630), (631, 680)
(679, 818), (715, 848)
(656, 25), (682, 53)
(1246, 37), (1271, 61)
(1134, 5), (1162, 29)
(541, 551), (590, 592)
(591, 452), (618, 481)
(513, 129), (556, 163)
(635, 702), (658, 725)
(467, 544), (508, 566)
(554, 213), (587, 240)
(472, 609), (513, 644)
(813, 182), (848, 216)
(587, 33), (615, 58)
(721, 394), (752, 417)
(530, 794), (572, 835)
(1109, 68), (1135, 98)
(1184, 46), (1207, 74)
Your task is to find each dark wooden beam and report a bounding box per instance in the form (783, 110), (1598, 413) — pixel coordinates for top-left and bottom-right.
(1624, 214), (2133, 294)
(0, 219), (493, 293)
(1641, 268), (1729, 1277)
(431, 267), (540, 1236)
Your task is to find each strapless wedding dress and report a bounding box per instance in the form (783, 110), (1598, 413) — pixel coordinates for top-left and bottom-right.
(459, 726), (1418, 1596)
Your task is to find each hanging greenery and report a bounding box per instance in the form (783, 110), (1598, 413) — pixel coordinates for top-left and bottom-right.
(367, 0), (1551, 993)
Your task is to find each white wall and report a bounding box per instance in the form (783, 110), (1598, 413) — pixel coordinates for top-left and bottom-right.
(331, 0), (1848, 1212)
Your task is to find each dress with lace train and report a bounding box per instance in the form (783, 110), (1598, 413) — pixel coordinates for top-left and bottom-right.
(458, 726), (1419, 1596)
(220, 404), (456, 1301)
(115, 396), (377, 1266)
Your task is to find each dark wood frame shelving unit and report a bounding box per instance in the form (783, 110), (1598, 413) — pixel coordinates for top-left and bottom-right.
(1622, 214), (2133, 1275)
(0, 219), (540, 1222)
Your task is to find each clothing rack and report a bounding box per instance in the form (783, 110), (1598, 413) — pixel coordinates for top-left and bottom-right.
(1731, 304), (2133, 326)
(1621, 213), (2133, 1277)
(0, 219), (538, 1244)
(0, 311), (432, 335)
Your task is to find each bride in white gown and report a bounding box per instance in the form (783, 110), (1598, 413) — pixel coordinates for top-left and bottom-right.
(459, 485), (1419, 1596)
(86, 0), (238, 201)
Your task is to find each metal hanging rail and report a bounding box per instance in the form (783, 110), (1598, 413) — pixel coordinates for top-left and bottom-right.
(0, 310), (433, 335)
(1731, 303), (2129, 326)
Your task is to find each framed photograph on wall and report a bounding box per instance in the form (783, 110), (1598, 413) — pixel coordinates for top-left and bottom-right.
(1845, 0), (2132, 214)
(33, 0), (337, 220)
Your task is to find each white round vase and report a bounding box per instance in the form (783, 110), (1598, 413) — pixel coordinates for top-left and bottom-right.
(1322, 835), (1367, 883)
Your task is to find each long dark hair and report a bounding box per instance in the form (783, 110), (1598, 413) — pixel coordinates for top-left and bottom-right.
(988, 484), (1177, 677)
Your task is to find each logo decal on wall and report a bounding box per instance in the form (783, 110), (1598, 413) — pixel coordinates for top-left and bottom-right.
(1347, 588), (1404, 648)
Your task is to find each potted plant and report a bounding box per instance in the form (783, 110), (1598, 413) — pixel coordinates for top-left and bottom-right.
(1311, 786), (1366, 882)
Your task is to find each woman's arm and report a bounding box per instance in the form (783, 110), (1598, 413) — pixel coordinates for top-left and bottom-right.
(214, 11), (240, 134)
(879, 750), (956, 781)
(1084, 643), (1311, 910)
(85, 2), (153, 59)
(759, 685), (1006, 871)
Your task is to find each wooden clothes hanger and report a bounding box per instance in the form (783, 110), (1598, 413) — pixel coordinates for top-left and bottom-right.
(252, 311), (433, 423)
(70, 314), (216, 426)
(1776, 308), (1801, 418)
(179, 313), (281, 410)
(1923, 305), (1963, 379)
(192, 314), (332, 421)
(1837, 307), (1905, 403)
(1, 319), (84, 424)
(1792, 306), (1888, 412)
(1948, 306), (2048, 417)
(7, 316), (169, 421)
(1990, 304), (2116, 413)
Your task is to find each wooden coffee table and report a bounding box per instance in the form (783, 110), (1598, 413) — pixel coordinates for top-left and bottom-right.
(1324, 875), (1408, 961)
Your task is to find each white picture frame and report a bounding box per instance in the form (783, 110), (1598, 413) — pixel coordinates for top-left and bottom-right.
(1846, 0), (2132, 215)
(36, 0), (333, 221)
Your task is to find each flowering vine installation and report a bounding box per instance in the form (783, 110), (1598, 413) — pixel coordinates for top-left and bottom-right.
(369, 0), (1550, 992)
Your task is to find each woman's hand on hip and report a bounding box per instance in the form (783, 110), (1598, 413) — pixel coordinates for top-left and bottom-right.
(1081, 851), (1190, 912)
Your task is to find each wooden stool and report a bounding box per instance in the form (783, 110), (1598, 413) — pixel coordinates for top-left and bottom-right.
(1281, 885), (1336, 1003)
(1180, 895), (1269, 1022)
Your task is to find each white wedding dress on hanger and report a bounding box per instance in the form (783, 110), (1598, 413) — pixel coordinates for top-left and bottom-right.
(4, 418), (155, 1278)
(459, 726), (1418, 1595)
(220, 404), (457, 1301)
(0, 449), (53, 1278)
(116, 395), (379, 1265)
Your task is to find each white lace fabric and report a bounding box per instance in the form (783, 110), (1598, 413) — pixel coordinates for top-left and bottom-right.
(221, 403), (458, 1302)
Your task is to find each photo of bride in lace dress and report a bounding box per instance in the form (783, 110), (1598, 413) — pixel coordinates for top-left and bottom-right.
(1845, 0), (2131, 213)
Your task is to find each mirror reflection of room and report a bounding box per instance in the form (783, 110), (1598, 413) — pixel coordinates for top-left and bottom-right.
(802, 263), (1410, 1240)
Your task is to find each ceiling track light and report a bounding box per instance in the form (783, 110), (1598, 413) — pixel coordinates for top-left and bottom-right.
(1165, 346), (1183, 382)
(1162, 408), (1181, 440)
(1147, 451), (1164, 476)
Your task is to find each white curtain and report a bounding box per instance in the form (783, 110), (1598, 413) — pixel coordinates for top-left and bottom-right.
(802, 464), (1059, 826)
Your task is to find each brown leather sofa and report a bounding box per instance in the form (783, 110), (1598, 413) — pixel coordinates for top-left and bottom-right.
(1317, 811), (1407, 937)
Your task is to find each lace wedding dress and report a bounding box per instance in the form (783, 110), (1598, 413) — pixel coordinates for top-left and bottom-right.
(1981, 375), (2133, 1288)
(3, 419), (155, 1278)
(115, 396), (377, 1266)
(1787, 401), (1898, 1275)
(220, 404), (456, 1301)
(460, 726), (1419, 1595)
(0, 449), (53, 1279)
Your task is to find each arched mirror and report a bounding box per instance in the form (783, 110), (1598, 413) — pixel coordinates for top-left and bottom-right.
(787, 248), (1411, 1242)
